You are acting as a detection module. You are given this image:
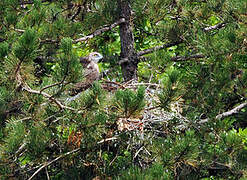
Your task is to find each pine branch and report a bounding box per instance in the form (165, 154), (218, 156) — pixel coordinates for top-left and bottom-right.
(171, 54), (205, 61)
(137, 40), (183, 56)
(74, 18), (126, 43)
(216, 102), (247, 120)
(28, 148), (80, 180)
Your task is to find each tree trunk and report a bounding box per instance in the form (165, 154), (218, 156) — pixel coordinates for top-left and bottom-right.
(118, 0), (138, 81)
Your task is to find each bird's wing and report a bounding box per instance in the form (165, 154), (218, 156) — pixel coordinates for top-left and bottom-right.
(70, 61), (100, 96)
(80, 57), (90, 68)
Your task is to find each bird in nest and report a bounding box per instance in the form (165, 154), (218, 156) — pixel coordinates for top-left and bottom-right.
(70, 52), (103, 96)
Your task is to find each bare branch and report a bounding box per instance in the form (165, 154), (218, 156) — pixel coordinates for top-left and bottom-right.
(28, 148), (80, 180)
(216, 102), (247, 120)
(74, 18), (126, 43)
(204, 23), (226, 32)
(137, 40), (183, 56)
(171, 54), (205, 61)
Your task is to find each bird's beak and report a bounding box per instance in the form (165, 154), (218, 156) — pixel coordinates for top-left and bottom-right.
(98, 56), (104, 63)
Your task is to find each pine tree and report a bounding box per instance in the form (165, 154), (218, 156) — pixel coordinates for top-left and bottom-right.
(0, 0), (247, 179)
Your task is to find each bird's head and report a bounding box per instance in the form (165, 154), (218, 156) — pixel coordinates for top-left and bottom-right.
(88, 52), (103, 63)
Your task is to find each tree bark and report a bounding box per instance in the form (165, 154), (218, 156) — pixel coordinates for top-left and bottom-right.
(118, 0), (138, 81)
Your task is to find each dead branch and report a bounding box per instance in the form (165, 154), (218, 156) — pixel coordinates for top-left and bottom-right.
(28, 148), (80, 180)
(74, 18), (126, 43)
(216, 102), (247, 120)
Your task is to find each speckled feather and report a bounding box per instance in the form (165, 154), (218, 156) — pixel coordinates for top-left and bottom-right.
(70, 52), (102, 96)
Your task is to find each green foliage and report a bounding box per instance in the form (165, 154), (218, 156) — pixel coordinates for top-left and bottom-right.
(0, 42), (8, 60)
(13, 28), (39, 61)
(114, 86), (145, 117)
(27, 122), (51, 158)
(115, 163), (171, 180)
(53, 37), (82, 82)
(3, 119), (26, 154)
(158, 66), (182, 110)
(77, 82), (105, 110)
(61, 37), (73, 55)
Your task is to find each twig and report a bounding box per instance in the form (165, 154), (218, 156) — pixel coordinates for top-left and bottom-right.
(45, 167), (50, 180)
(28, 148), (80, 180)
(143, 146), (151, 156)
(15, 142), (27, 157)
(74, 18), (126, 43)
(109, 153), (119, 167)
(134, 146), (144, 159)
(216, 102), (247, 120)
